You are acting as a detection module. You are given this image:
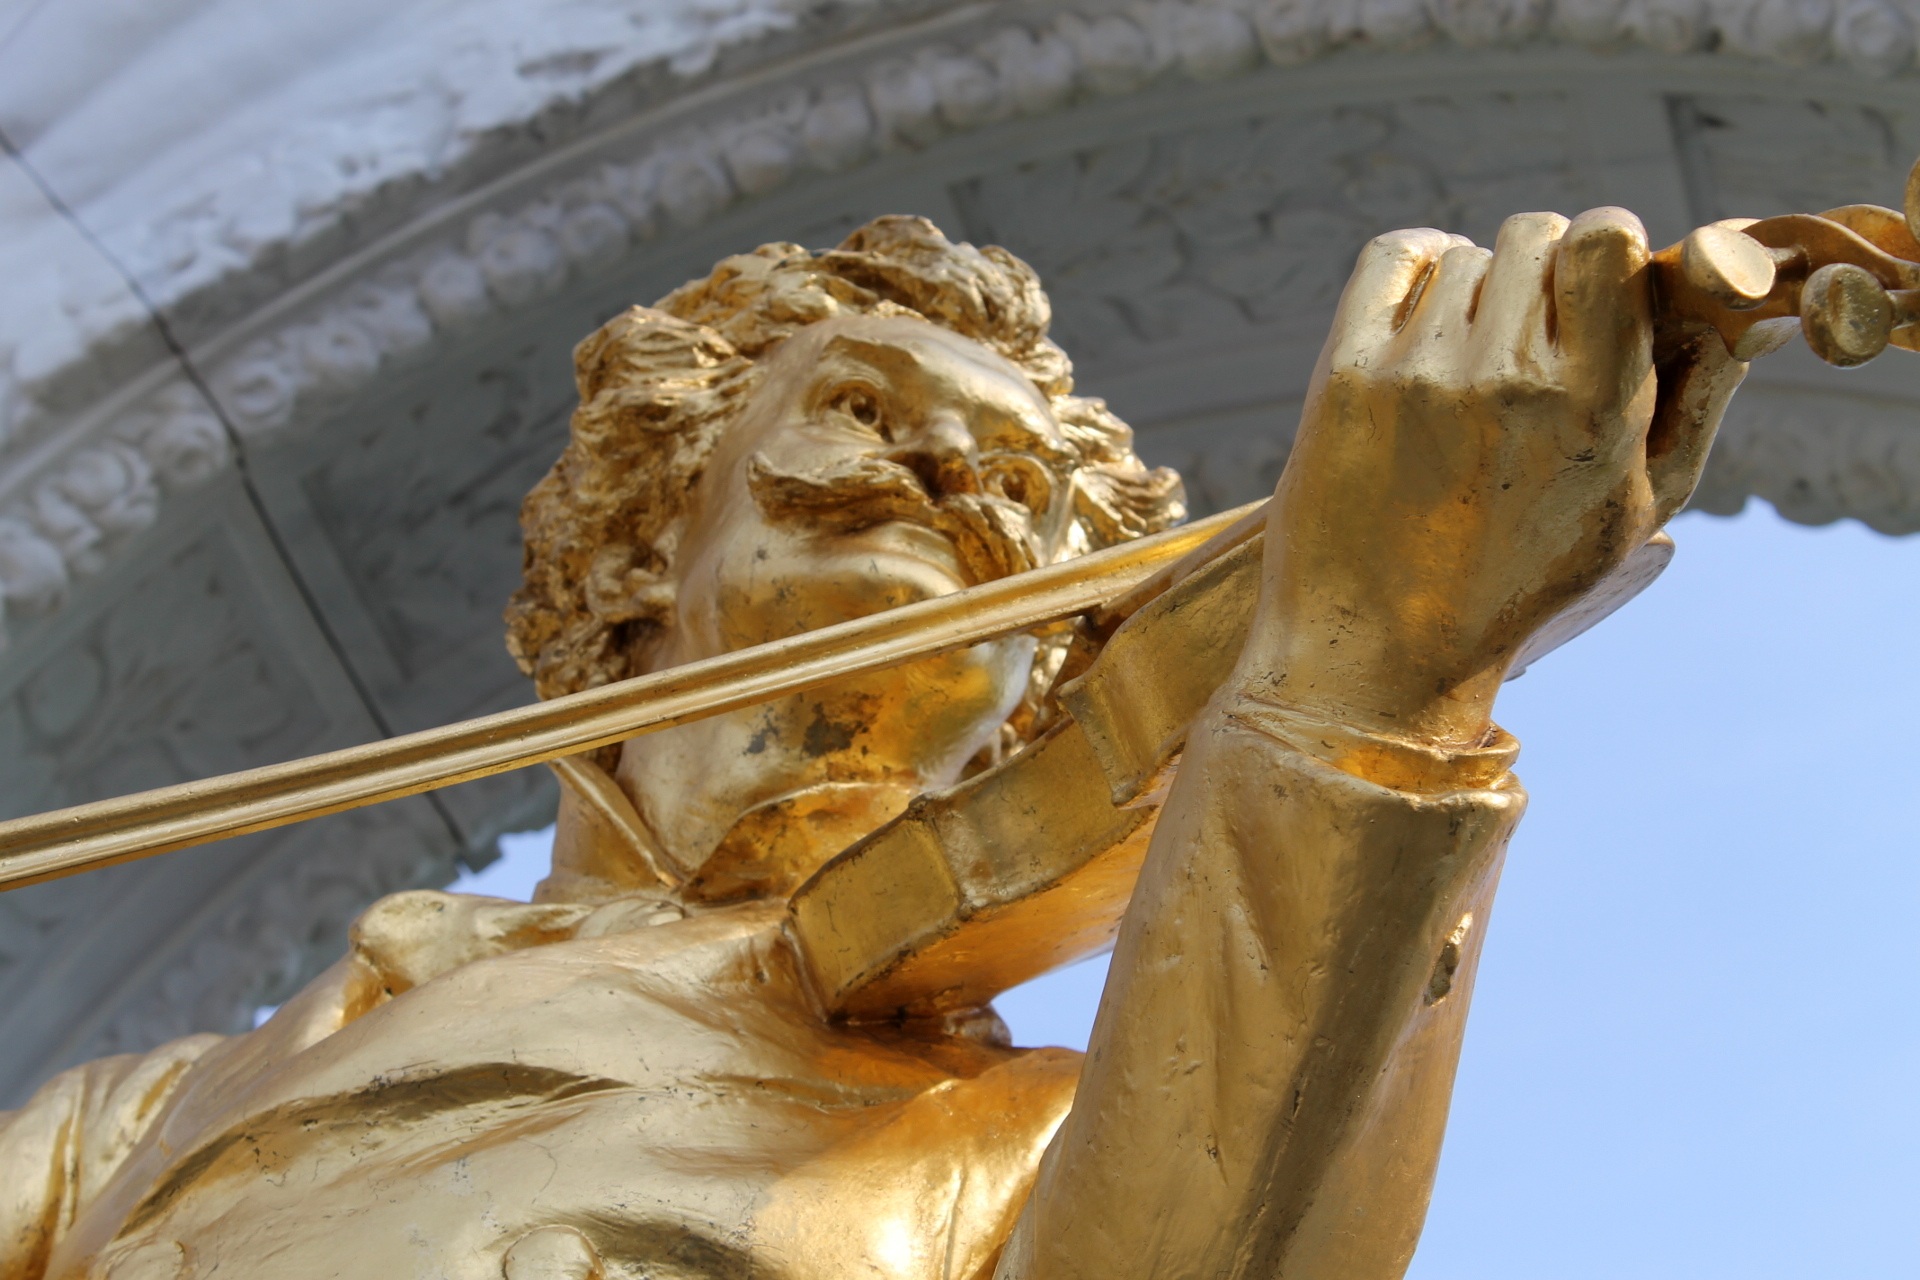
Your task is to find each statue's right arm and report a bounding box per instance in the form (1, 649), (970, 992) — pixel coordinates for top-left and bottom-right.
(997, 212), (1746, 1279)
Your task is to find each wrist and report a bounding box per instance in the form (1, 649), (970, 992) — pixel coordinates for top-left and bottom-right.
(1225, 693), (1521, 793)
(1232, 629), (1503, 749)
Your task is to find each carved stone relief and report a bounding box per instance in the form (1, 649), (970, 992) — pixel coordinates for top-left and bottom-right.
(953, 91), (1592, 370)
(948, 89), (1609, 516)
(0, 480), (464, 1106)
(1134, 400), (1303, 515)
(5, 21), (1920, 1107)
(1672, 91), (1920, 222)
(242, 306), (591, 843)
(1693, 382), (1920, 530)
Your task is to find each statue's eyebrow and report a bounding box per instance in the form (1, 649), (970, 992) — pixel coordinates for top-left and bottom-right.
(815, 333), (922, 375)
(813, 330), (1059, 441)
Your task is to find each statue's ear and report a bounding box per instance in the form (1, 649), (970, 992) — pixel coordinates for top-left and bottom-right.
(583, 549), (676, 631)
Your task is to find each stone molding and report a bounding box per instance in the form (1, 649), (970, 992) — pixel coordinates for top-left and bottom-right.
(4, 0), (1920, 648)
(1, 0), (1918, 1101)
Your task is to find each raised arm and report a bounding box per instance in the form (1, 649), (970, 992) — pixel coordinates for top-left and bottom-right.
(997, 210), (1746, 1279)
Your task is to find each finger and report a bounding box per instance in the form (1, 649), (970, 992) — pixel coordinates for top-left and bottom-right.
(1470, 212), (1569, 377)
(1397, 243), (1492, 369)
(1553, 207), (1653, 406)
(1647, 331), (1748, 526)
(1324, 228), (1465, 372)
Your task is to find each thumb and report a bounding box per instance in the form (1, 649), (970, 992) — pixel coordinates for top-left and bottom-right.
(1647, 331), (1749, 527)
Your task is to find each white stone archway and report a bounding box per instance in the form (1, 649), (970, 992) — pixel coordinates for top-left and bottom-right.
(2, 0), (1918, 1103)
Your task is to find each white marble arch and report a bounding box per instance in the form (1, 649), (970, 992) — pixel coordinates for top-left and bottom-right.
(2, 0), (1919, 1104)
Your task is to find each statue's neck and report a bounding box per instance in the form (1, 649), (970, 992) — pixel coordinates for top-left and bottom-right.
(612, 686), (920, 880)
(540, 764), (912, 905)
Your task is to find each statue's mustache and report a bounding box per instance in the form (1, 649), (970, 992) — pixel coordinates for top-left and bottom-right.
(746, 452), (1040, 585)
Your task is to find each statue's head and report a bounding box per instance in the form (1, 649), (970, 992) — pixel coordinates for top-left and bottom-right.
(508, 217), (1183, 899)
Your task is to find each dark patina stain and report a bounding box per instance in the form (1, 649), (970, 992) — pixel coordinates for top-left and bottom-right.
(801, 704), (859, 757)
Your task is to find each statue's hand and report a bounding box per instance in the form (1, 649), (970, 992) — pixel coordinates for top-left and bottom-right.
(1239, 209), (1746, 747)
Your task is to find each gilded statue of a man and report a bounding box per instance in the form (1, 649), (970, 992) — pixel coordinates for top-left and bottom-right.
(0, 211), (1743, 1280)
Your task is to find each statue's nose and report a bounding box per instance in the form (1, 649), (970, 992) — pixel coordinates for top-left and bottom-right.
(887, 413), (981, 498)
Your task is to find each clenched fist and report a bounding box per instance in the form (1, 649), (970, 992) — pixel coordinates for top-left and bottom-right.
(1238, 209), (1748, 747)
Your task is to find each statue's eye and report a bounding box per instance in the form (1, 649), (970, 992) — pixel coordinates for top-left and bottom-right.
(830, 387), (888, 438)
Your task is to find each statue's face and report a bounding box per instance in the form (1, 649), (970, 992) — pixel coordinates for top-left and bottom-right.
(624, 313), (1080, 891)
(663, 313), (1077, 658)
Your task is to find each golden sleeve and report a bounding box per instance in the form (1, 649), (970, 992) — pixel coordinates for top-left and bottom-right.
(0, 1034), (221, 1280)
(996, 692), (1525, 1280)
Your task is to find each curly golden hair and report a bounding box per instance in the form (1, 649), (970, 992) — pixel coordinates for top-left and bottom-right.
(506, 216), (1185, 708)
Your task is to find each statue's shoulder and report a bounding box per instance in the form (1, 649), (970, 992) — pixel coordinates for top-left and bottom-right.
(337, 886), (794, 1012)
(346, 888), (600, 999)
(230, 887), (781, 1063)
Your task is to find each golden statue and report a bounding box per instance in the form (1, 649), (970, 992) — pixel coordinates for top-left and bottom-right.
(2, 185), (1914, 1280)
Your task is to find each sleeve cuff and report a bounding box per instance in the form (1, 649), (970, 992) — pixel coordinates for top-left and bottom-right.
(1224, 695), (1519, 794)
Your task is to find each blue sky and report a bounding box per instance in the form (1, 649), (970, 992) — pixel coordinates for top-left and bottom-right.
(459, 500), (1919, 1277)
